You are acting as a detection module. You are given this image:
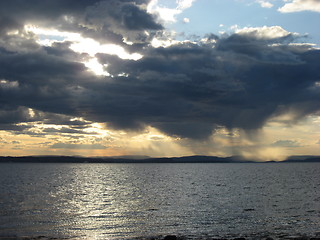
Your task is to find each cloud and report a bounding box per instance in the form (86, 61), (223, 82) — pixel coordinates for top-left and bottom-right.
(92, 27), (319, 138)
(51, 143), (107, 149)
(0, 1), (319, 143)
(235, 26), (294, 40)
(42, 127), (92, 135)
(256, 0), (273, 8)
(147, 0), (196, 23)
(183, 18), (190, 23)
(177, 0), (196, 10)
(271, 140), (302, 148)
(0, 0), (162, 48)
(0, 107), (30, 125)
(278, 0), (320, 13)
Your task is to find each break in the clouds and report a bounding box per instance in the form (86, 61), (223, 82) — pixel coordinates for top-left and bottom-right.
(0, 0), (319, 158)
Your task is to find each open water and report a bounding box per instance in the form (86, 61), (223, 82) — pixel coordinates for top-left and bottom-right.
(0, 162), (319, 239)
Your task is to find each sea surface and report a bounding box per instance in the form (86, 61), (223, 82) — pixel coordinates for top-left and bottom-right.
(0, 162), (319, 239)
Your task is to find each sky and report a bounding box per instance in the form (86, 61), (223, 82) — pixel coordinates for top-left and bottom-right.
(0, 0), (319, 160)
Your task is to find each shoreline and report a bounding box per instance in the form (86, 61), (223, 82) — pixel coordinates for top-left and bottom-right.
(1, 155), (320, 164)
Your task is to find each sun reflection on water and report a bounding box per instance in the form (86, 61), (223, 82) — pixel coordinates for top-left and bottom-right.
(53, 164), (153, 239)
(1, 163), (319, 239)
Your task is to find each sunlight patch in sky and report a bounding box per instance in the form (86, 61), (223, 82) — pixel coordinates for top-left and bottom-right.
(84, 58), (109, 76)
(25, 25), (142, 76)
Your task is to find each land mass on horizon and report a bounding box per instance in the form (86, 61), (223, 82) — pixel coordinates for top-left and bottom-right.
(0, 155), (319, 163)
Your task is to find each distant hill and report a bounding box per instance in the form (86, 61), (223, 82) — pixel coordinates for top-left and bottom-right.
(0, 155), (319, 163)
(282, 155), (320, 163)
(0, 155), (246, 163)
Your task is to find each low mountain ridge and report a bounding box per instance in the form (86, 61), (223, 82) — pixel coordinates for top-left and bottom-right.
(0, 155), (319, 163)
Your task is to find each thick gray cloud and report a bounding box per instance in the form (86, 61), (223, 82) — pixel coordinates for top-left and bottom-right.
(92, 36), (320, 138)
(0, 0), (152, 25)
(0, 0), (161, 48)
(0, 2), (319, 140)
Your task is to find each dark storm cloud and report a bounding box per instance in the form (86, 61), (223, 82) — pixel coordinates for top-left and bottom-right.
(0, 0), (151, 24)
(0, 16), (21, 34)
(2, 33), (320, 139)
(0, 106), (33, 124)
(0, 49), (85, 84)
(0, 123), (30, 132)
(216, 32), (306, 64)
(74, 0), (162, 48)
(0, 44), (94, 120)
(91, 35), (320, 138)
(0, 0), (161, 48)
(84, 1), (161, 31)
(0, 104), (91, 135)
(0, 1), (319, 139)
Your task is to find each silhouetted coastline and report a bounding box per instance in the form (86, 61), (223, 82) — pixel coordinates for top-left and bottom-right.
(0, 155), (319, 163)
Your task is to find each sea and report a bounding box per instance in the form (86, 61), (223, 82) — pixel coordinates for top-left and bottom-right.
(0, 162), (319, 240)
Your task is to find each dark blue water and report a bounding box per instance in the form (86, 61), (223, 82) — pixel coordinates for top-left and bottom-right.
(0, 163), (319, 239)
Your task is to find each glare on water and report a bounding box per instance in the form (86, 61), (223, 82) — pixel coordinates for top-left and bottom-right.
(0, 163), (319, 239)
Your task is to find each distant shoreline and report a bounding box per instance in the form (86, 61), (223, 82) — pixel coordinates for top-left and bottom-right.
(0, 155), (319, 164)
